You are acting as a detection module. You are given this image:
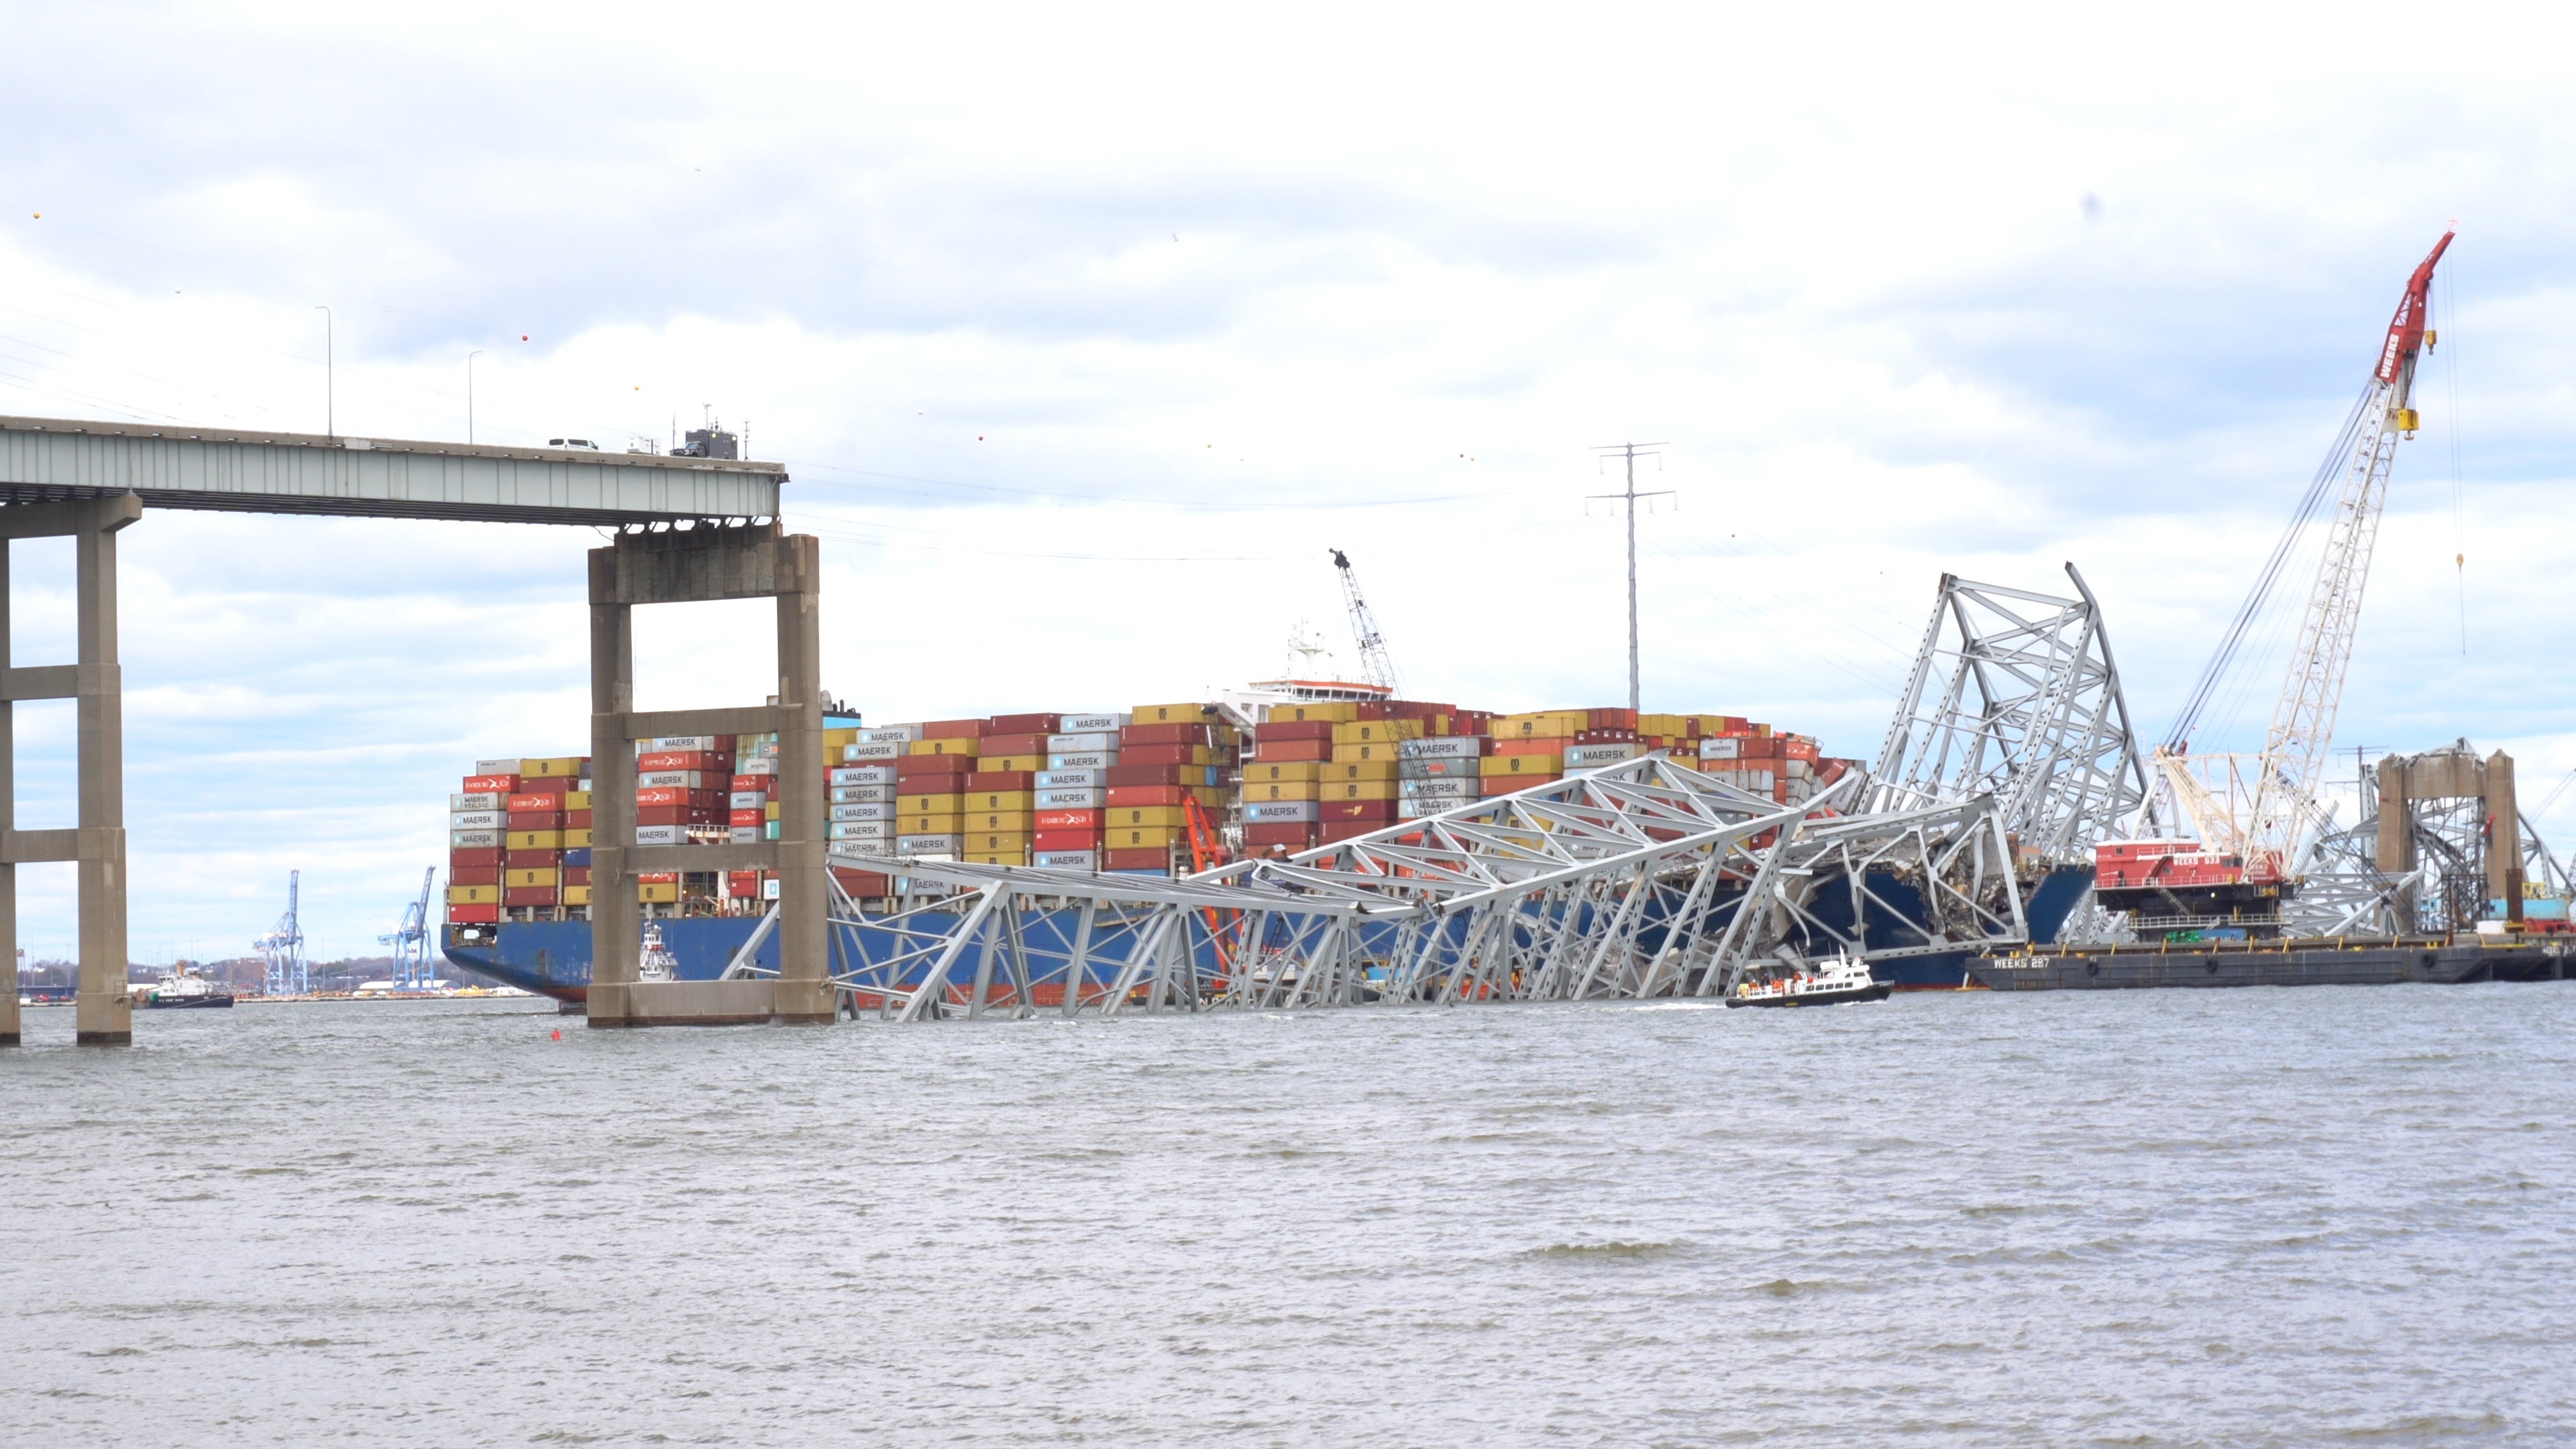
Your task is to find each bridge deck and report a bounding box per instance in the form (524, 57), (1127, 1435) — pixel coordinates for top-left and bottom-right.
(0, 415), (782, 525)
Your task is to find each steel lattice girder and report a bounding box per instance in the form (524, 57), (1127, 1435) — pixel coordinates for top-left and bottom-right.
(1869, 564), (2150, 863)
(788, 757), (2031, 1020)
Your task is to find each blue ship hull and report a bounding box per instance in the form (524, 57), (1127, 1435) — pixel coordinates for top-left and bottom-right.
(442, 864), (2094, 1001)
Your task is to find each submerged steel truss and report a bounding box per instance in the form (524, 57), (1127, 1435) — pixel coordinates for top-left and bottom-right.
(1870, 565), (2151, 863)
(721, 757), (2030, 1019)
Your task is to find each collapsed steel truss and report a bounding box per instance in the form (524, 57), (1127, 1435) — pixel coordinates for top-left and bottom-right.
(735, 757), (2028, 1018)
(1870, 565), (2151, 863)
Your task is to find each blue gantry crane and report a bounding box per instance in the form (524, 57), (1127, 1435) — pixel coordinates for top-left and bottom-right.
(380, 868), (437, 990)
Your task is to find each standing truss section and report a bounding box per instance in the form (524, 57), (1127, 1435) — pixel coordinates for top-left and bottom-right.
(1869, 564), (2151, 863)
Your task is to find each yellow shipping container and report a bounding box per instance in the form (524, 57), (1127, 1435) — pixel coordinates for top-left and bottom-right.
(909, 738), (981, 757)
(968, 851), (1031, 867)
(1495, 711), (1587, 739)
(1109, 806), (1189, 828)
(1330, 759), (1399, 782)
(1269, 700), (1358, 723)
(505, 867), (559, 888)
(1106, 824), (1187, 849)
(901, 814), (965, 833)
(566, 790), (593, 810)
(639, 883), (679, 904)
(563, 885), (593, 906)
(1331, 718), (1426, 745)
(447, 884), (500, 905)
(521, 757), (583, 778)
(1639, 713), (1687, 737)
(824, 727), (861, 751)
(969, 790), (1034, 811)
(765, 801), (782, 820)
(1240, 780), (1320, 802)
(506, 829), (564, 850)
(564, 828), (594, 849)
(1327, 779), (1399, 802)
(967, 832), (1032, 853)
(1241, 761), (1324, 783)
(981, 753), (1044, 773)
(1482, 753), (1563, 777)
(969, 813), (1032, 833)
(1130, 702), (1214, 724)
(902, 792), (965, 814)
(1330, 741), (1403, 763)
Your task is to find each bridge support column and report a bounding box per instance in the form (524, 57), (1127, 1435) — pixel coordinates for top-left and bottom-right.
(0, 495), (140, 1044)
(585, 522), (827, 1028)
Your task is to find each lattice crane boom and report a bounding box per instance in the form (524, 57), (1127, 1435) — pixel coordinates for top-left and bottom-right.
(1329, 548), (1400, 694)
(2244, 231), (2452, 869)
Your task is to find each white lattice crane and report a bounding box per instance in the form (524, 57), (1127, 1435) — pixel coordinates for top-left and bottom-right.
(2156, 231), (2453, 875)
(1329, 548), (1401, 694)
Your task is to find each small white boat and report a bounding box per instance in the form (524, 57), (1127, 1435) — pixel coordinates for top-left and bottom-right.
(638, 922), (680, 982)
(1725, 953), (1892, 1009)
(141, 961), (236, 1010)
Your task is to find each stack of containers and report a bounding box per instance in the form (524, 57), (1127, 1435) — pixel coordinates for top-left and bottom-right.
(895, 719), (981, 858)
(1564, 709), (1644, 774)
(1033, 710), (1123, 868)
(830, 723), (912, 856)
(1316, 708), (1435, 845)
(447, 762), (515, 925)
(1240, 698), (1347, 854)
(502, 756), (588, 918)
(635, 735), (734, 847)
(1102, 702), (1229, 872)
(1398, 729), (1485, 822)
(963, 710), (1053, 865)
(1483, 710), (1581, 797)
(1697, 723), (1784, 800)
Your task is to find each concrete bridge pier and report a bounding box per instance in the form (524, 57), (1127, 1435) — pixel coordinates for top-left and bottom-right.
(586, 522), (829, 1027)
(0, 495), (139, 1045)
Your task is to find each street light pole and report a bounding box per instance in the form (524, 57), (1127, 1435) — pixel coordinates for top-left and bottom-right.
(313, 305), (333, 439)
(466, 350), (484, 443)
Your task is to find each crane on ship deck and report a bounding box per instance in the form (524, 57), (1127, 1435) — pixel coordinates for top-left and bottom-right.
(2149, 231), (2455, 898)
(1330, 548), (1401, 695)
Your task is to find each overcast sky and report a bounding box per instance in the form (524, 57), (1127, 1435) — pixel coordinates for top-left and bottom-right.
(5, 3), (2573, 961)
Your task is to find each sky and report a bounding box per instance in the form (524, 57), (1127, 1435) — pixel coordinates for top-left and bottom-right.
(5, 1), (2575, 961)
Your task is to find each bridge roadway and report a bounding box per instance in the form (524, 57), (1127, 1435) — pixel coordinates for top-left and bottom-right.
(0, 414), (807, 1044)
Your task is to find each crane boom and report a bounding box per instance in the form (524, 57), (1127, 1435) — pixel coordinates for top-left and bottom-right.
(1328, 548), (1401, 694)
(2163, 232), (2451, 872)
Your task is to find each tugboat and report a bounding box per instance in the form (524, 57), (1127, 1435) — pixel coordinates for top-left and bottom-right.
(141, 961), (235, 1010)
(1725, 953), (1892, 1009)
(637, 922), (680, 983)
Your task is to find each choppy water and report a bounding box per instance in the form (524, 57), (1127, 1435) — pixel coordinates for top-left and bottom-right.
(5, 985), (2572, 1446)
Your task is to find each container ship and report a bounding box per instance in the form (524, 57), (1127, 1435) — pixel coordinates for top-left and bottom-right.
(443, 678), (2078, 1001)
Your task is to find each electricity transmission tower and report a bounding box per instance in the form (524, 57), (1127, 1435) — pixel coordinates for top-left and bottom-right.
(1590, 442), (1672, 712)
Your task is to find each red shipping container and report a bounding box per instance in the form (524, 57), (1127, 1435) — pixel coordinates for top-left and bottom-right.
(634, 786), (725, 808)
(1121, 722), (1210, 746)
(987, 712), (1063, 736)
(502, 885), (560, 906)
(1320, 820), (1381, 844)
(1105, 785), (1187, 808)
(1032, 827), (1104, 852)
(964, 769), (1036, 792)
(898, 774), (969, 796)
(462, 774), (519, 793)
(1572, 728), (1638, 743)
(894, 754), (975, 779)
(1585, 708), (1640, 731)
(637, 871), (680, 884)
(504, 849), (564, 868)
(506, 810), (565, 830)
(635, 804), (721, 826)
(1493, 737), (1568, 757)
(1244, 822), (1319, 848)
(449, 903), (500, 924)
(636, 749), (731, 772)
(731, 773), (773, 792)
(450, 847), (504, 868)
(922, 718), (985, 740)
(1117, 743), (1199, 765)
(1253, 719), (1335, 742)
(1034, 808), (1102, 830)
(1321, 800), (1397, 822)
(449, 866), (500, 887)
(831, 867), (892, 896)
(506, 790), (566, 811)
(1104, 763), (1189, 787)
(979, 733), (1049, 757)
(566, 810), (593, 828)
(727, 870), (763, 897)
(1103, 847), (1172, 871)
(729, 809), (765, 827)
(1253, 738), (1333, 763)
(563, 867), (592, 886)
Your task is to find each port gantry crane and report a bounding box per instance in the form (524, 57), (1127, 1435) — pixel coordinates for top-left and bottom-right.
(254, 869), (308, 997)
(2155, 231), (2454, 883)
(379, 867), (436, 990)
(1329, 548), (1401, 694)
